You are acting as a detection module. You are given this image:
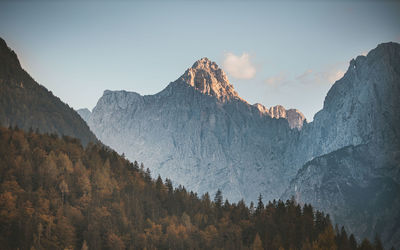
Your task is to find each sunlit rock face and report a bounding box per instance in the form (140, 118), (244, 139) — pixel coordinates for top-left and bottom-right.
(283, 42), (400, 249)
(254, 104), (306, 130)
(253, 103), (269, 114)
(178, 57), (243, 102)
(286, 109), (306, 130)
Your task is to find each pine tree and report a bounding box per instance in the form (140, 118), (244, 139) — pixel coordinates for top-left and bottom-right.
(145, 168), (152, 182)
(339, 226), (350, 250)
(156, 175), (163, 190)
(256, 194), (264, 214)
(165, 178), (173, 194)
(214, 189), (223, 208)
(349, 234), (357, 250)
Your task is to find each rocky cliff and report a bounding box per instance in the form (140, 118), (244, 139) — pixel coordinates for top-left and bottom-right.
(294, 43), (400, 165)
(283, 42), (400, 248)
(254, 103), (306, 130)
(283, 143), (400, 249)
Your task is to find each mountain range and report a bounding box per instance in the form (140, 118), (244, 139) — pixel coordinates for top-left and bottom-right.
(0, 35), (398, 248)
(0, 36), (374, 250)
(283, 43), (400, 248)
(78, 43), (400, 248)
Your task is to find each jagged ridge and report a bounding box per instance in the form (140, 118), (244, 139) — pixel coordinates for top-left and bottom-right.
(254, 103), (306, 130)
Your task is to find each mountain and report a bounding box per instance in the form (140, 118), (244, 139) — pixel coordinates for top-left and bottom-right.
(0, 38), (97, 146)
(81, 57), (304, 203)
(282, 42), (400, 248)
(76, 108), (92, 122)
(81, 42), (400, 247)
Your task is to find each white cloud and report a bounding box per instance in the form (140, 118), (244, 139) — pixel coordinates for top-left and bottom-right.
(296, 68), (345, 85)
(296, 69), (313, 84)
(325, 69), (345, 83)
(264, 73), (288, 88)
(222, 52), (256, 79)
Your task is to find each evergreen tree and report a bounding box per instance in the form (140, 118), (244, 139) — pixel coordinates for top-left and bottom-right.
(214, 189), (223, 208)
(145, 168), (152, 182)
(349, 234), (357, 250)
(156, 175), (163, 190)
(256, 193), (264, 214)
(339, 226), (350, 250)
(165, 178), (173, 194)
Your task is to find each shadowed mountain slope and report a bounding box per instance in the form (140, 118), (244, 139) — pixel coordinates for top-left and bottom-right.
(0, 38), (97, 146)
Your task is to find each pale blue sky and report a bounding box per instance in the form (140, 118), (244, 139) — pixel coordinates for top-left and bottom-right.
(1, 0), (399, 120)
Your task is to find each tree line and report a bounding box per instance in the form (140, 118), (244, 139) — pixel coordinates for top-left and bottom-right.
(0, 126), (387, 249)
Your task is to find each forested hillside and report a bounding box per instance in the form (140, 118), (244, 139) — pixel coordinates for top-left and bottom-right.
(0, 127), (383, 250)
(0, 38), (97, 146)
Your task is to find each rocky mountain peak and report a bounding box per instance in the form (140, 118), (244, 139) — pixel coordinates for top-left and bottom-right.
(269, 105), (287, 119)
(254, 103), (269, 113)
(253, 103), (306, 130)
(76, 108), (92, 123)
(177, 58), (242, 102)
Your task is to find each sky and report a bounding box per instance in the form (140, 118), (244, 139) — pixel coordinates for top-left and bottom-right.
(0, 0), (399, 120)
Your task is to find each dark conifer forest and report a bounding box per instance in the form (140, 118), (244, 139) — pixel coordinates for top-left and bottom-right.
(0, 127), (384, 250)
